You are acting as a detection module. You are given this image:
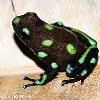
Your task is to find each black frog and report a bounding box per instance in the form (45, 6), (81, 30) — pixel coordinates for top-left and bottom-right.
(12, 12), (99, 89)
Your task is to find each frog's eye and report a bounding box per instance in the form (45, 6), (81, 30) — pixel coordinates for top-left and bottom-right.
(21, 28), (31, 38)
(12, 16), (20, 25)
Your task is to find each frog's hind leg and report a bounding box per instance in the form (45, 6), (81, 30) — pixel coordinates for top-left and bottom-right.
(61, 63), (82, 86)
(79, 47), (99, 84)
(23, 64), (59, 89)
(61, 26), (98, 65)
(62, 47), (99, 86)
(53, 22), (99, 85)
(62, 66), (94, 86)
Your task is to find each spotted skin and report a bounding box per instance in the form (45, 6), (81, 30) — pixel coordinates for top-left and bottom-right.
(12, 12), (99, 88)
(42, 39), (54, 47)
(66, 44), (77, 55)
(54, 22), (99, 84)
(13, 16), (20, 25)
(37, 51), (48, 59)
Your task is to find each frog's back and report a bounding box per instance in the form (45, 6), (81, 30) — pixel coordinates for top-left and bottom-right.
(13, 12), (86, 71)
(28, 24), (86, 71)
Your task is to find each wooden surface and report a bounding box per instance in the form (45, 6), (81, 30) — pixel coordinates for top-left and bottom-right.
(0, 0), (100, 100)
(0, 68), (100, 100)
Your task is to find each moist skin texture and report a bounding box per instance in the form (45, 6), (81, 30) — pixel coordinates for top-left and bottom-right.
(12, 12), (99, 89)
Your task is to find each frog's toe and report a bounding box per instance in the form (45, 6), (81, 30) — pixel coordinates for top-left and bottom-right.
(23, 82), (35, 89)
(23, 76), (29, 80)
(23, 76), (35, 82)
(23, 84), (29, 89)
(61, 80), (67, 86)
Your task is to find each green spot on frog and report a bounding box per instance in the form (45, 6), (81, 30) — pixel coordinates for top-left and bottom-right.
(13, 17), (20, 24)
(66, 64), (72, 74)
(66, 44), (77, 55)
(81, 69), (87, 76)
(78, 46), (96, 64)
(22, 28), (31, 36)
(35, 74), (47, 85)
(51, 62), (58, 68)
(38, 51), (48, 58)
(44, 24), (54, 30)
(42, 39), (54, 47)
(90, 58), (96, 64)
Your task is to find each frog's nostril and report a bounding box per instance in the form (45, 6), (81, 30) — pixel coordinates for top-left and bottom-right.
(12, 16), (20, 25)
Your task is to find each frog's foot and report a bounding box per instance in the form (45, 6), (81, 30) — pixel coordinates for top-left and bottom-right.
(23, 82), (35, 89)
(61, 76), (85, 86)
(23, 76), (35, 81)
(23, 77), (36, 89)
(23, 63), (59, 89)
(61, 77), (81, 86)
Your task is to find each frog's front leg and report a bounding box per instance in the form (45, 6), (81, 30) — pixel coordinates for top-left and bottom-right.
(61, 64), (95, 86)
(23, 64), (58, 89)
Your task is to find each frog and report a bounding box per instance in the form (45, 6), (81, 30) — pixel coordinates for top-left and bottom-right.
(12, 12), (99, 89)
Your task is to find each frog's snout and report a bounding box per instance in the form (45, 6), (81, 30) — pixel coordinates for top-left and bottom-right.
(12, 16), (20, 27)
